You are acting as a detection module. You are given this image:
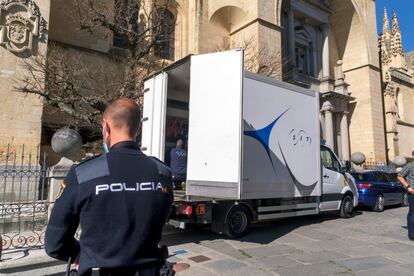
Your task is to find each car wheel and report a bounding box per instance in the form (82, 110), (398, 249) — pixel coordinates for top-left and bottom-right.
(339, 195), (354, 218)
(224, 205), (250, 239)
(402, 193), (409, 207)
(373, 195), (385, 212)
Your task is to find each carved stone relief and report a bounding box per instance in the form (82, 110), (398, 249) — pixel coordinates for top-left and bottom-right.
(0, 0), (46, 54)
(383, 82), (395, 98)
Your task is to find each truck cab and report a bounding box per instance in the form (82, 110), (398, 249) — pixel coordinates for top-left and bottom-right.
(320, 144), (358, 216)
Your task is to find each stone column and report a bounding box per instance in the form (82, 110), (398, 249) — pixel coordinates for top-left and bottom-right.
(47, 157), (74, 218)
(335, 113), (342, 157)
(288, 8), (296, 66)
(321, 24), (330, 78)
(320, 112), (325, 140)
(188, 0), (200, 53)
(340, 112), (350, 160)
(322, 101), (334, 148)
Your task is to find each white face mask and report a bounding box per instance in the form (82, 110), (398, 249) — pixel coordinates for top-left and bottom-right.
(102, 143), (110, 153)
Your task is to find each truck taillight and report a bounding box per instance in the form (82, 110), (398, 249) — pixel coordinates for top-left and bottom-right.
(357, 183), (373, 189)
(178, 205), (193, 216)
(196, 203), (206, 216)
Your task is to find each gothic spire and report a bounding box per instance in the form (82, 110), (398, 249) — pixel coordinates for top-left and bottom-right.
(382, 8), (390, 35)
(391, 11), (401, 35)
(380, 8), (391, 66)
(390, 11), (405, 69)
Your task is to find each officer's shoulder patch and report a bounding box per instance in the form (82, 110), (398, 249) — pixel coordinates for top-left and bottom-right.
(75, 154), (110, 184)
(56, 181), (66, 199)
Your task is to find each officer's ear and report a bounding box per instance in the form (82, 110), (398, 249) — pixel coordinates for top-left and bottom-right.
(102, 119), (111, 134)
(102, 120), (111, 143)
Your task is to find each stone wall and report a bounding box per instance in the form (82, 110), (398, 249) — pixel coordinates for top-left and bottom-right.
(48, 0), (110, 53)
(395, 85), (414, 159)
(347, 66), (386, 161)
(398, 123), (414, 158)
(0, 0), (50, 152)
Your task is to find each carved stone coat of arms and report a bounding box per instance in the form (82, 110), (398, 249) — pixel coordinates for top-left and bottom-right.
(0, 0), (46, 54)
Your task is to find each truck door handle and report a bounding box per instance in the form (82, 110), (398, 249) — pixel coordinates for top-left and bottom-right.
(323, 175), (329, 179)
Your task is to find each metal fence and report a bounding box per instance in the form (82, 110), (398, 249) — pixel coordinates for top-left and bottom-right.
(362, 161), (397, 173)
(0, 144), (51, 250)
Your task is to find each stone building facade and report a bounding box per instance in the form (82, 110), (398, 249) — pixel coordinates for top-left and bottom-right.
(0, 0), (49, 154)
(380, 9), (414, 161)
(1, 0), (389, 162)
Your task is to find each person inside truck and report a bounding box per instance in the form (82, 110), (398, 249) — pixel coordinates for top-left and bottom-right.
(170, 139), (187, 190)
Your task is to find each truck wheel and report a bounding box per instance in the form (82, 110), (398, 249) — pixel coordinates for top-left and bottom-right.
(339, 195), (354, 218)
(401, 193), (409, 207)
(224, 205), (250, 239)
(372, 195), (385, 212)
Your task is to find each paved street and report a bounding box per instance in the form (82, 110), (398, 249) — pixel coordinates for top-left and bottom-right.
(1, 205), (413, 275)
(163, 206), (414, 276)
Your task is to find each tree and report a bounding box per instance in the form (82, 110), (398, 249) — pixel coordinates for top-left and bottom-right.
(15, 0), (174, 141)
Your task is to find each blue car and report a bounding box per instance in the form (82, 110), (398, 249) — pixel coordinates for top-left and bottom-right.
(351, 171), (408, 212)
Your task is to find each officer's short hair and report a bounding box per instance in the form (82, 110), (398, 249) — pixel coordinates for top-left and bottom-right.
(104, 98), (141, 137)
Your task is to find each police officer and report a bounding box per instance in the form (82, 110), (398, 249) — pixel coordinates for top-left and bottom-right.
(45, 98), (174, 275)
(397, 150), (414, 241)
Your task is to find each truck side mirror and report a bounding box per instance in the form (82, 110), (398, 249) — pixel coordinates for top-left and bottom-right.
(345, 160), (352, 172)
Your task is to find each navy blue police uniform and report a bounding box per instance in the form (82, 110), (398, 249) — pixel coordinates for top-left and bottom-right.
(45, 141), (174, 276)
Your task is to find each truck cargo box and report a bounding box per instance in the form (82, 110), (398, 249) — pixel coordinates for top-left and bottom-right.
(142, 50), (320, 201)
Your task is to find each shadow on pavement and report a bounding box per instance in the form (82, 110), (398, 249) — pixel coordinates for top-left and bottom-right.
(162, 211), (363, 246)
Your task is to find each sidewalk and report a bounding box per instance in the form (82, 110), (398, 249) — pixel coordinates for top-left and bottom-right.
(0, 247), (65, 275)
(0, 226), (186, 275)
(1, 207), (414, 275)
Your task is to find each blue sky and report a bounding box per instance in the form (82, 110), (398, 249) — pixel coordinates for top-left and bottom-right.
(376, 0), (414, 52)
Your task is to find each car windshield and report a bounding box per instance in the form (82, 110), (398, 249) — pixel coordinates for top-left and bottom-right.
(384, 173), (396, 183)
(351, 173), (367, 182)
(351, 172), (392, 183)
(368, 172), (388, 182)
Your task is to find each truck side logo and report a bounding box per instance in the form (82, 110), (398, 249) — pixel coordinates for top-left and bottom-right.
(244, 108), (290, 173)
(244, 108), (317, 196)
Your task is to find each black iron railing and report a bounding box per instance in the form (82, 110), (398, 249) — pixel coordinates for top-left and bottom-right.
(0, 144), (50, 250)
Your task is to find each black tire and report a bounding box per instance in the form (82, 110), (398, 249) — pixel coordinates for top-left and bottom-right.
(224, 205), (250, 239)
(339, 195), (354, 218)
(401, 193), (409, 207)
(373, 195), (385, 212)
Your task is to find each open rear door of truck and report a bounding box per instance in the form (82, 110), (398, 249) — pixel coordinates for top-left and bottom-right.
(186, 50), (244, 199)
(141, 72), (168, 161)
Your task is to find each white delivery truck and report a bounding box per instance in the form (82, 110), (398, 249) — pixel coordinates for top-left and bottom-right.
(142, 50), (358, 238)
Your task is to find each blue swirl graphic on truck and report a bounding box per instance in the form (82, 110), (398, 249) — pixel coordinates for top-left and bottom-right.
(243, 108), (289, 173)
(244, 108), (317, 195)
